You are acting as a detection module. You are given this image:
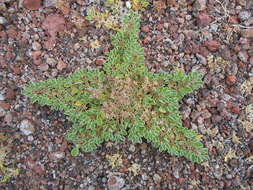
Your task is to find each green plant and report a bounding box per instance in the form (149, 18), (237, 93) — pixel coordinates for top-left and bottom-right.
(22, 11), (208, 163)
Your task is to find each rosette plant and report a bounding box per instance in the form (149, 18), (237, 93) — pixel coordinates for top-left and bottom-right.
(23, 11), (208, 163)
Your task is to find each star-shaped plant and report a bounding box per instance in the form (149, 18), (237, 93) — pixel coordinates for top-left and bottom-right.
(23, 11), (208, 163)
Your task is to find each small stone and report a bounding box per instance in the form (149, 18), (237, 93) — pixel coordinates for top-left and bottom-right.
(228, 16), (239, 24)
(143, 36), (151, 44)
(0, 3), (7, 12)
(42, 14), (65, 49)
(0, 93), (5, 101)
(46, 57), (56, 66)
(226, 174), (233, 179)
(88, 185), (96, 190)
(141, 25), (150, 33)
(27, 135), (34, 141)
(162, 60), (170, 67)
(26, 159), (45, 174)
(57, 60), (67, 70)
(226, 75), (237, 85)
(32, 41), (41, 51)
(5, 88), (16, 100)
(238, 11), (251, 21)
(7, 28), (18, 39)
(244, 17), (253, 26)
(213, 165), (223, 179)
(23, 0), (41, 10)
(95, 58), (104, 66)
(173, 168), (179, 179)
(0, 16), (7, 25)
(199, 46), (209, 57)
(156, 24), (163, 31)
(203, 40), (220, 51)
(241, 29), (253, 38)
(153, 173), (162, 184)
(74, 43), (80, 51)
(238, 51), (249, 62)
(125, 1), (131, 9)
(141, 173), (148, 181)
(164, 23), (169, 29)
(246, 165), (253, 179)
(107, 176), (125, 190)
(38, 63), (49, 71)
(210, 24), (218, 32)
(0, 103), (10, 110)
(12, 67), (21, 75)
(18, 119), (35, 136)
(196, 13), (212, 27)
(4, 113), (12, 123)
(32, 50), (42, 60)
(249, 139), (253, 152)
(140, 143), (147, 154)
(129, 144), (135, 152)
(231, 106), (240, 114)
(50, 151), (65, 160)
(44, 0), (57, 7)
(194, 0), (206, 11)
(0, 106), (6, 117)
(249, 56), (253, 64)
(34, 59), (42, 65)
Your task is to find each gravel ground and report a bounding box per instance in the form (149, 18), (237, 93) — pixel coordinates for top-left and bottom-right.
(0, 0), (253, 189)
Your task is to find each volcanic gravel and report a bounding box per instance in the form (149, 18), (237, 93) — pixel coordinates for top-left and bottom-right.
(0, 0), (253, 189)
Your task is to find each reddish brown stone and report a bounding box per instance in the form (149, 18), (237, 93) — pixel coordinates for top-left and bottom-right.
(156, 34), (163, 42)
(226, 101), (233, 109)
(32, 51), (42, 60)
(226, 75), (237, 85)
(12, 67), (21, 75)
(237, 61), (246, 69)
(0, 103), (10, 110)
(228, 16), (239, 24)
(141, 25), (150, 33)
(26, 159), (45, 174)
(33, 59), (42, 66)
(199, 46), (209, 57)
(58, 2), (70, 15)
(5, 88), (16, 100)
(143, 36), (151, 44)
(0, 31), (6, 39)
(57, 60), (67, 70)
(42, 14), (66, 49)
(196, 13), (212, 27)
(241, 29), (253, 38)
(178, 177), (184, 184)
(60, 140), (68, 152)
(5, 50), (14, 61)
(231, 106), (240, 114)
(23, 0), (41, 11)
(234, 44), (241, 52)
(107, 176), (117, 186)
(6, 28), (18, 39)
(95, 58), (104, 66)
(156, 23), (163, 31)
(203, 40), (220, 51)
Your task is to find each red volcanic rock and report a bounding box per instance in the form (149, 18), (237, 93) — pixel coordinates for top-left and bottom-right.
(23, 0), (41, 11)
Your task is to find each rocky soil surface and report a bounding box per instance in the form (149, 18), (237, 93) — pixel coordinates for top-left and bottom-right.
(0, 0), (253, 189)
